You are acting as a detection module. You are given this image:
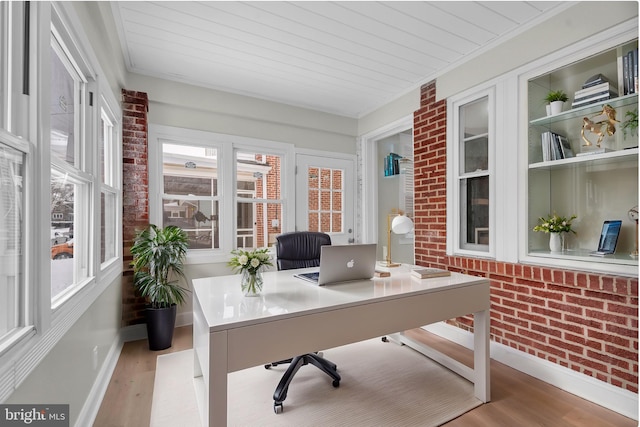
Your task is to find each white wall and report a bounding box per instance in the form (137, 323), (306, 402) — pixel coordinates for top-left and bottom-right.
(127, 73), (359, 154)
(5, 277), (121, 425)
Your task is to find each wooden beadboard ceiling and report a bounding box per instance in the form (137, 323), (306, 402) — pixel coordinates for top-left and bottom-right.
(111, 1), (564, 118)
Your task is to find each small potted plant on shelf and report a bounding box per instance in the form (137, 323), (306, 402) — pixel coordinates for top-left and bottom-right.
(130, 224), (189, 350)
(545, 90), (569, 116)
(533, 213), (577, 253)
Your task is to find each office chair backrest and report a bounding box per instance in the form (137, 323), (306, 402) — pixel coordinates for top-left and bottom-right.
(275, 232), (331, 271)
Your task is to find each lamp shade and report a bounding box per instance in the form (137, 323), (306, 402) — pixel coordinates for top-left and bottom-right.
(391, 214), (414, 234)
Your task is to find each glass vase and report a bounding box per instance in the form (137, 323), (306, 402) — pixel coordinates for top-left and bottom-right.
(241, 269), (263, 296)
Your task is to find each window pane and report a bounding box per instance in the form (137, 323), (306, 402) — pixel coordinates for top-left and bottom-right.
(308, 167), (343, 233)
(50, 44), (78, 166)
(460, 176), (489, 250)
(100, 118), (105, 183)
(50, 170), (75, 299)
(236, 152), (282, 248)
(0, 143), (24, 340)
(162, 142), (220, 249)
(460, 97), (488, 173)
(463, 136), (488, 172)
(163, 144), (218, 196)
(100, 191), (117, 263)
(163, 198), (219, 249)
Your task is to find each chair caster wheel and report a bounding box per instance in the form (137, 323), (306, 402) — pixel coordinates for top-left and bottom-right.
(332, 380), (340, 387)
(274, 402), (283, 414)
(382, 336), (388, 342)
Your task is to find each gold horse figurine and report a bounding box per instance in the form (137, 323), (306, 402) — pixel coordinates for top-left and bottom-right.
(581, 104), (619, 147)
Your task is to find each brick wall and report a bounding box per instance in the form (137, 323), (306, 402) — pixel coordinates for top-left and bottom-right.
(413, 81), (639, 393)
(121, 90), (150, 327)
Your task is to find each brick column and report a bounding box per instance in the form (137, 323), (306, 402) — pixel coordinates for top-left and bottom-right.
(121, 90), (149, 327)
(413, 81), (448, 268)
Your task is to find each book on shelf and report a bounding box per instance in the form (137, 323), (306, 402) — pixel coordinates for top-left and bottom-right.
(622, 48), (638, 95)
(571, 93), (616, 108)
(574, 82), (617, 98)
(581, 73), (609, 88)
(541, 131), (572, 161)
(411, 268), (451, 279)
(571, 82), (618, 108)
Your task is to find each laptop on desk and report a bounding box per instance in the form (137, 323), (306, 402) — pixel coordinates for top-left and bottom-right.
(590, 220), (622, 256)
(294, 244), (377, 286)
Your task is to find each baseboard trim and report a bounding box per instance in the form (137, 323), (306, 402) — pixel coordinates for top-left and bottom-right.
(74, 334), (124, 427)
(422, 322), (638, 421)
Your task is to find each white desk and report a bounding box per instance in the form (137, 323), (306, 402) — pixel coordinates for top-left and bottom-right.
(192, 265), (491, 427)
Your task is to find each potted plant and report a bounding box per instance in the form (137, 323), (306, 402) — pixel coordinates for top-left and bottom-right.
(622, 108), (638, 139)
(131, 224), (189, 350)
(544, 90), (568, 115)
(533, 213), (576, 252)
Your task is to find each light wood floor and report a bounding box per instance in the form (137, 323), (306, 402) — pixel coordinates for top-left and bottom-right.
(93, 326), (636, 427)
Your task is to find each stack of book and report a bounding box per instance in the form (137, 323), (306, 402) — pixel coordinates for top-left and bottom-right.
(541, 131), (574, 162)
(571, 76), (618, 108)
(383, 153), (403, 176)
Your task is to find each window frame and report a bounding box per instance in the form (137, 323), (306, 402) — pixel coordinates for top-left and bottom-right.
(447, 87), (496, 258)
(98, 97), (121, 271)
(149, 125), (295, 265)
(49, 15), (95, 309)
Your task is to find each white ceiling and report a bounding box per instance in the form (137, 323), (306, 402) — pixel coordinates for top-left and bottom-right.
(112, 1), (564, 118)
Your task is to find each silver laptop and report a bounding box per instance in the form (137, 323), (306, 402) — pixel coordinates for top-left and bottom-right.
(294, 243), (377, 286)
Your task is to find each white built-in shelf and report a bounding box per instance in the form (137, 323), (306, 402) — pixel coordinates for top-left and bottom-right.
(529, 249), (638, 267)
(530, 94), (638, 126)
(529, 147), (638, 170)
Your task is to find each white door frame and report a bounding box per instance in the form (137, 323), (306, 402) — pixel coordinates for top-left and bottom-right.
(359, 115), (414, 245)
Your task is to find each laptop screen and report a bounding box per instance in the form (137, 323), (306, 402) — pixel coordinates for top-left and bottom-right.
(597, 220), (622, 254)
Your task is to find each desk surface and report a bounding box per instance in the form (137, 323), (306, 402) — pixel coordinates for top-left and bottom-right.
(192, 264), (488, 333)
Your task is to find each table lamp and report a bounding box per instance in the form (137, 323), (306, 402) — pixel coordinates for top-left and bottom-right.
(381, 209), (414, 267)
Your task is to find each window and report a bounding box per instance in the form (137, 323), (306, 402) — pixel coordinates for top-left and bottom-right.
(152, 126), (293, 259)
(49, 25), (92, 306)
(100, 105), (119, 265)
(161, 142), (220, 250)
(0, 141), (25, 345)
(451, 94), (492, 254)
(236, 150), (283, 248)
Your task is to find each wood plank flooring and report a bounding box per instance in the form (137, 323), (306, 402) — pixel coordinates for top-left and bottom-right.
(93, 326), (636, 426)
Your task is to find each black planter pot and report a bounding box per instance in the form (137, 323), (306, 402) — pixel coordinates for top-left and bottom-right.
(145, 304), (177, 351)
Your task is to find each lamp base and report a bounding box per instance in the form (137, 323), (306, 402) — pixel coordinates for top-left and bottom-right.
(378, 260), (401, 268)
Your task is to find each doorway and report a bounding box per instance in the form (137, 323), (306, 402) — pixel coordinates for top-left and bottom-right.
(360, 115), (415, 264)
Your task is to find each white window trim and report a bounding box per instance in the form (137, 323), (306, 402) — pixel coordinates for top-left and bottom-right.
(149, 124), (295, 265)
(447, 87), (497, 259)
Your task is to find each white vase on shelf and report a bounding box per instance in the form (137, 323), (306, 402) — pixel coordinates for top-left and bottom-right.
(549, 233), (563, 253)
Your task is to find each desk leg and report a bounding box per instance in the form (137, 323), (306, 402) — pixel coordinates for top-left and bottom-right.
(209, 331), (228, 427)
(473, 309), (490, 402)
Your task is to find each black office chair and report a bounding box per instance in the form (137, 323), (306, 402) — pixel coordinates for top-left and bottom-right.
(266, 231), (341, 413)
